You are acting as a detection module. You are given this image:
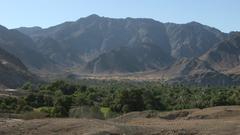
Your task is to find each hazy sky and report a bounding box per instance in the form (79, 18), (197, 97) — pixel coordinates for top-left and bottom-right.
(0, 0), (239, 32)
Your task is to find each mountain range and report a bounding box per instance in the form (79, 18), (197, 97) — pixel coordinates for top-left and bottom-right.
(0, 14), (240, 87)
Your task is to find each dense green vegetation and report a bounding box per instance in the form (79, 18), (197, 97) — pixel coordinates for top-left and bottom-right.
(1, 80), (240, 119)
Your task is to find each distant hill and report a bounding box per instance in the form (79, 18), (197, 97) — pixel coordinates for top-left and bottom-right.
(167, 58), (237, 85)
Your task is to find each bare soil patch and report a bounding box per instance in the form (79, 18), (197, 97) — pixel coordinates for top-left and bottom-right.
(1, 106), (240, 135)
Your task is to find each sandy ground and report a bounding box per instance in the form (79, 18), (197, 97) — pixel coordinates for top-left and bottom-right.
(1, 106), (240, 135)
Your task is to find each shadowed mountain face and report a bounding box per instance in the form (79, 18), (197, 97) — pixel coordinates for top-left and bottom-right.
(0, 25), (55, 71)
(12, 15), (240, 85)
(85, 43), (173, 73)
(0, 47), (36, 88)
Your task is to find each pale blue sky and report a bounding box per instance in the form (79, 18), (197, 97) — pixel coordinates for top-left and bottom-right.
(0, 0), (239, 32)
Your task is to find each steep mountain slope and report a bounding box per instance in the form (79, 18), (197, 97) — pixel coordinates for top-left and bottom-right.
(165, 22), (226, 58)
(33, 37), (82, 66)
(0, 47), (36, 88)
(17, 14), (171, 67)
(164, 58), (215, 77)
(85, 43), (173, 73)
(0, 25), (55, 71)
(201, 32), (240, 72)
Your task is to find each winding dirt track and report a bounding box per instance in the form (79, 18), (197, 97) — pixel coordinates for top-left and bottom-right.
(1, 106), (240, 135)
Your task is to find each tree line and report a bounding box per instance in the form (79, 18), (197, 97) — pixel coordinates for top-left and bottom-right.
(0, 80), (240, 118)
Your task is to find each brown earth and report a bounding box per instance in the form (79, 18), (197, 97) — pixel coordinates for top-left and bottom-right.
(1, 106), (240, 135)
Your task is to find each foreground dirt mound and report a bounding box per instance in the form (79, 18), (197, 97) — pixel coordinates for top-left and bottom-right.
(0, 118), (199, 135)
(0, 118), (120, 135)
(1, 106), (240, 135)
(0, 118), (195, 135)
(112, 111), (158, 123)
(113, 106), (240, 121)
(186, 106), (240, 120)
